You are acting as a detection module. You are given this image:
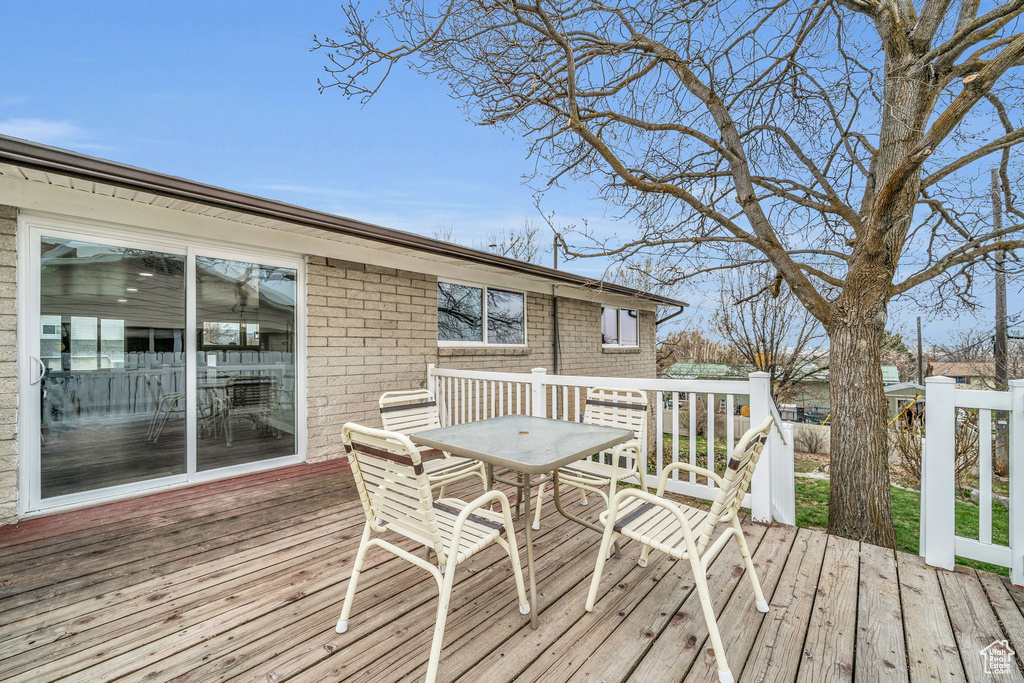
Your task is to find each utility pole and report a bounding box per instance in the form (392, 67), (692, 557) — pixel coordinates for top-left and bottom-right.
(553, 233), (559, 269)
(991, 168), (1009, 469)
(992, 169), (1008, 391)
(917, 316), (924, 385)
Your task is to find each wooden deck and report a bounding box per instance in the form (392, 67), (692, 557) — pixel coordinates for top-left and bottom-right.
(2, 460), (1023, 682)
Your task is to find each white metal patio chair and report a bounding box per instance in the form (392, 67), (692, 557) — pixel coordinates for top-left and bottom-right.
(379, 389), (488, 496)
(585, 416), (774, 683)
(337, 423), (530, 683)
(531, 387), (649, 530)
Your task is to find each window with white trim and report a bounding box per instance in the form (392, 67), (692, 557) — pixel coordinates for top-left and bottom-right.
(437, 281), (526, 345)
(601, 307), (639, 346)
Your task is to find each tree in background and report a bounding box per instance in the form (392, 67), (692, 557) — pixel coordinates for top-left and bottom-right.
(657, 329), (736, 373)
(434, 221), (548, 264)
(880, 330), (919, 384)
(317, 1), (1024, 546)
(714, 268), (827, 404)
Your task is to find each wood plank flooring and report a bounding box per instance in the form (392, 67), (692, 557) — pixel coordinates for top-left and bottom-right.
(1, 460), (1023, 682)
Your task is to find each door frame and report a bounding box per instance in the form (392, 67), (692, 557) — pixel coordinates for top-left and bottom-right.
(17, 213), (307, 516)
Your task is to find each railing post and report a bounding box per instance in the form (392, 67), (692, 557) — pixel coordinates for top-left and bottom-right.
(1009, 379), (1024, 586)
(748, 371), (772, 523)
(530, 367), (548, 418)
(426, 363), (441, 424)
(771, 422), (796, 525)
(922, 376), (956, 571)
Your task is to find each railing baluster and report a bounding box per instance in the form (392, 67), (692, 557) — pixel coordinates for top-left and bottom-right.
(562, 386), (569, 421)
(573, 386), (580, 421)
(707, 392), (715, 481)
(689, 392), (697, 484)
(726, 394), (734, 471)
(980, 409), (993, 545)
(672, 392), (680, 481)
(656, 390), (664, 482)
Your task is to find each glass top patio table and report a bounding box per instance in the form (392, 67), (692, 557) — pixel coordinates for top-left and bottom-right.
(410, 414), (633, 475)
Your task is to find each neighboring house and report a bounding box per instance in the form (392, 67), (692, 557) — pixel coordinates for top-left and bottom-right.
(662, 359), (899, 420)
(0, 135), (685, 526)
(927, 360), (995, 388)
(884, 382), (926, 421)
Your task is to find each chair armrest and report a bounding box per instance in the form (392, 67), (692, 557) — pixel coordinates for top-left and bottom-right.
(448, 490), (516, 557)
(657, 463), (724, 495)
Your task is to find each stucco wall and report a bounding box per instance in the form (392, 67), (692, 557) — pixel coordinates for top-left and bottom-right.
(0, 207), (17, 525)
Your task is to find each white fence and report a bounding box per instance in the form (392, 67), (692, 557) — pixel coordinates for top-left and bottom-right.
(921, 376), (1024, 585)
(426, 364), (795, 524)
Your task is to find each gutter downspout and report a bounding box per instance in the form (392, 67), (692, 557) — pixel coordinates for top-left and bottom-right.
(656, 304), (688, 326)
(552, 286), (560, 375)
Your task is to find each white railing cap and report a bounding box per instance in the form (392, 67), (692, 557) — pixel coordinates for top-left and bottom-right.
(925, 376), (956, 384)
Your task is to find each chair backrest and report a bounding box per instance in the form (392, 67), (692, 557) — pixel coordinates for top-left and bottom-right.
(379, 389), (441, 434)
(695, 416), (773, 550)
(227, 375), (275, 408)
(583, 387), (649, 454)
(342, 422), (446, 561)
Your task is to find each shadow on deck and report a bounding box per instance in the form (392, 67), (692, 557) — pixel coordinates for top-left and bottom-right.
(0, 459), (1022, 681)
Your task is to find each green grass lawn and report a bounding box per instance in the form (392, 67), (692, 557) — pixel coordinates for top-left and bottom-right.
(651, 434), (729, 476)
(795, 478), (1010, 576)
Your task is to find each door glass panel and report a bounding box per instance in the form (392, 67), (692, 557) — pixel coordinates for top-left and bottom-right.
(39, 237), (187, 498)
(195, 256), (297, 471)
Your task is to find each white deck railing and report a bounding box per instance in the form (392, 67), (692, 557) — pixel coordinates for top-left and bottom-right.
(426, 364), (795, 524)
(921, 376), (1024, 585)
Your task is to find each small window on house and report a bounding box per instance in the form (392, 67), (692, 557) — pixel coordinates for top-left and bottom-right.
(438, 281), (525, 345)
(602, 307), (639, 347)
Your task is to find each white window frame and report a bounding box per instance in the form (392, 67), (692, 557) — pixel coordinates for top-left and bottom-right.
(17, 213), (307, 517)
(601, 306), (640, 348)
(436, 279), (528, 348)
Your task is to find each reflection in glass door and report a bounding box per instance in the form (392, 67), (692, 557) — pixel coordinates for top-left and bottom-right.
(195, 256), (297, 471)
(38, 237), (187, 498)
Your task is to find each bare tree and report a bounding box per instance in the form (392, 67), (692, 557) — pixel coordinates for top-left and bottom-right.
(657, 328), (737, 372)
(484, 220), (546, 264)
(715, 267), (828, 404)
(314, 1), (1024, 545)
(933, 328), (1024, 381)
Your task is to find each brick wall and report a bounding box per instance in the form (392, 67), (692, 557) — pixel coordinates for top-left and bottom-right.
(306, 265), (658, 463)
(305, 257), (438, 462)
(0, 207), (17, 525)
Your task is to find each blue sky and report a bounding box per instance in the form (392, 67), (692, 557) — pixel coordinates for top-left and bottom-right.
(0, 1), (1014, 346)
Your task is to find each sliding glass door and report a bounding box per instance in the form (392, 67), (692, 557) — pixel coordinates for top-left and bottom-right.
(195, 256), (297, 471)
(38, 238), (187, 498)
(23, 222), (304, 511)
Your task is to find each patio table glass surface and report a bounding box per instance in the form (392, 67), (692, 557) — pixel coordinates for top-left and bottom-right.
(410, 414), (633, 474)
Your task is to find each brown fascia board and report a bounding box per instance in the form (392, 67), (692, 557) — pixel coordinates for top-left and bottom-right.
(0, 134), (687, 308)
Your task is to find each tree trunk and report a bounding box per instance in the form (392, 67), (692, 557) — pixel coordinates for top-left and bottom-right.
(826, 310), (897, 547)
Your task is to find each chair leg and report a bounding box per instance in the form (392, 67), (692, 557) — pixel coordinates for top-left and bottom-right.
(425, 560), (458, 683)
(638, 542), (652, 568)
(733, 520), (769, 612)
(585, 515), (619, 611)
(504, 532), (531, 614)
(532, 481), (545, 531)
(690, 554), (733, 683)
(336, 523), (373, 634)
